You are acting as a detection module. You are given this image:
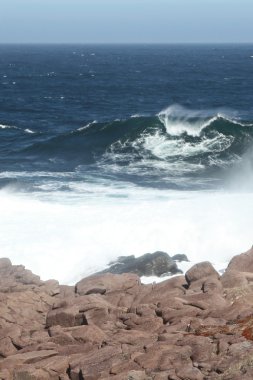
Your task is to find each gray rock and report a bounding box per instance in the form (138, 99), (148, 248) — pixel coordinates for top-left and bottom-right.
(172, 254), (189, 262)
(101, 251), (182, 277)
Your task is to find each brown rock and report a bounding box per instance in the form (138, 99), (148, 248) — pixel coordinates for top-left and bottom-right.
(13, 367), (59, 380)
(0, 337), (17, 357)
(176, 366), (204, 380)
(135, 275), (187, 308)
(112, 329), (157, 346)
(75, 273), (140, 296)
(227, 246), (253, 273)
(185, 262), (219, 285)
(103, 371), (152, 380)
(221, 269), (249, 289)
(0, 258), (12, 270)
(46, 306), (86, 327)
(110, 359), (140, 375)
(178, 334), (216, 363)
(125, 371), (152, 380)
(0, 350), (58, 369)
(68, 345), (122, 379)
(67, 325), (107, 345)
(3, 252), (253, 379)
(42, 279), (60, 296)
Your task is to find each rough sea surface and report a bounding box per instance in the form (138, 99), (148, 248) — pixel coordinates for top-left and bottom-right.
(0, 44), (253, 282)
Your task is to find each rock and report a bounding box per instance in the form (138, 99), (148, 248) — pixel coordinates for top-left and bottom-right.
(0, 350), (58, 368)
(13, 368), (59, 380)
(135, 275), (187, 308)
(46, 306), (87, 327)
(101, 251), (182, 277)
(67, 325), (107, 345)
(68, 345), (122, 379)
(125, 371), (151, 380)
(109, 360), (141, 376)
(0, 258), (12, 270)
(172, 254), (189, 262)
(176, 367), (204, 380)
(0, 261), (42, 292)
(42, 280), (60, 296)
(185, 261), (219, 285)
(112, 329), (157, 347)
(177, 334), (216, 363)
(221, 270), (249, 289)
(0, 337), (17, 357)
(3, 250), (253, 379)
(227, 246), (253, 273)
(202, 276), (223, 294)
(75, 272), (140, 297)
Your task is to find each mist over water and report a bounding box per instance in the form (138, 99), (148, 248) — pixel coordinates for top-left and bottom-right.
(0, 188), (251, 283)
(0, 44), (253, 283)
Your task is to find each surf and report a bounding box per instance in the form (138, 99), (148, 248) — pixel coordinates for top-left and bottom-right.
(0, 187), (252, 284)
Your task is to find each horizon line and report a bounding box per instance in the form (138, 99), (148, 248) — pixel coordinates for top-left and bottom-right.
(0, 41), (253, 45)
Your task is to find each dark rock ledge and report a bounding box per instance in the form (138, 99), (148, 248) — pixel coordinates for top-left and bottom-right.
(100, 251), (188, 277)
(1, 247), (253, 379)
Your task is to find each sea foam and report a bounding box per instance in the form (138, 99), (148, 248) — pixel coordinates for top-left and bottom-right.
(0, 186), (252, 284)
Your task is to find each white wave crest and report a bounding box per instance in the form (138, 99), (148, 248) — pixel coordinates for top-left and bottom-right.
(0, 124), (35, 134)
(25, 128), (35, 134)
(157, 104), (241, 137)
(0, 123), (17, 130)
(77, 120), (97, 132)
(130, 114), (145, 118)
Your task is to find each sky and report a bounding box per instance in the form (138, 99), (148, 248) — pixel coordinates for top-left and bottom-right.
(0, 0), (253, 44)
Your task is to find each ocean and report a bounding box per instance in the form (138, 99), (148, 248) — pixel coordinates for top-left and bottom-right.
(0, 44), (253, 283)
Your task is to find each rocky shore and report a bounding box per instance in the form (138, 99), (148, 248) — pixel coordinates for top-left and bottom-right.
(1, 248), (253, 379)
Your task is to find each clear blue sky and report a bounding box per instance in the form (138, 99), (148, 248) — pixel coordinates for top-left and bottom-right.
(0, 0), (253, 43)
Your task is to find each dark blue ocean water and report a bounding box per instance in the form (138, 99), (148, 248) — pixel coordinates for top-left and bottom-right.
(1, 44), (253, 191)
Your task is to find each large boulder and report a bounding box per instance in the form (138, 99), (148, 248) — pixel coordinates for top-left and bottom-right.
(185, 261), (219, 285)
(75, 272), (140, 296)
(227, 246), (253, 273)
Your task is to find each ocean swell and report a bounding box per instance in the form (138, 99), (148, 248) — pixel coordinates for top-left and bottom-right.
(1, 105), (253, 190)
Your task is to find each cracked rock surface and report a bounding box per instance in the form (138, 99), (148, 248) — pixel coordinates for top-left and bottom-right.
(1, 248), (253, 379)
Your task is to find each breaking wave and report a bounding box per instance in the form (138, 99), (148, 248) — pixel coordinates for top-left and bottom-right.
(2, 105), (253, 189)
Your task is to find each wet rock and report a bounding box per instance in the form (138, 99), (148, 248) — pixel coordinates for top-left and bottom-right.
(172, 254), (189, 262)
(101, 251), (182, 277)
